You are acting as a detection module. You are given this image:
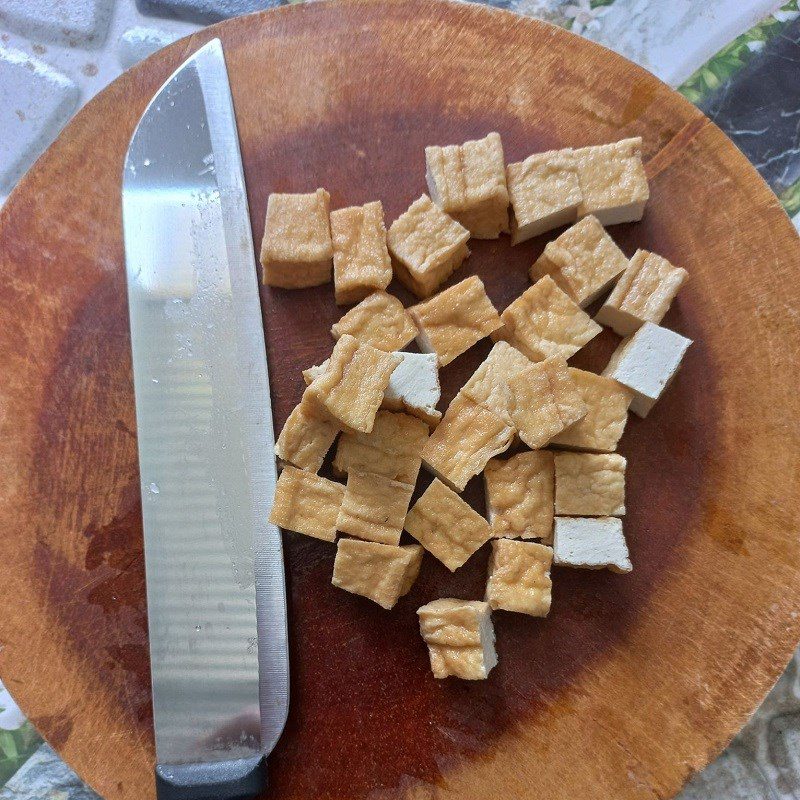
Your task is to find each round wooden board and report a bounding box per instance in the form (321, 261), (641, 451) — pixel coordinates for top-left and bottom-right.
(1, 1), (799, 798)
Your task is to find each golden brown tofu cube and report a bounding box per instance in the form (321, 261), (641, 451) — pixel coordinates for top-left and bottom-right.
(551, 368), (633, 452)
(574, 137), (649, 226)
(307, 334), (401, 433)
(269, 466), (344, 542)
(530, 215), (629, 308)
(498, 276), (601, 362)
(330, 201), (392, 306)
(506, 148), (581, 244)
(460, 340), (532, 424)
(274, 391), (340, 472)
(334, 410), (429, 485)
(330, 290), (418, 352)
(417, 599), (497, 679)
(596, 249), (688, 336)
(554, 452), (626, 516)
(387, 194), (471, 298)
(336, 470), (415, 546)
(260, 189), (333, 288)
(409, 276), (503, 366)
(484, 451), (554, 542)
(404, 478), (491, 571)
(485, 539), (553, 617)
(507, 356), (587, 450)
(422, 394), (514, 492)
(332, 539), (423, 610)
(425, 132), (510, 239)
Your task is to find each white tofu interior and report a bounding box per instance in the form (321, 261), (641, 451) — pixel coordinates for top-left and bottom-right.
(383, 352), (440, 418)
(553, 516), (632, 573)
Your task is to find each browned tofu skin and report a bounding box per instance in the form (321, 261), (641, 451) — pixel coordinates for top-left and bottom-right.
(498, 276), (601, 362)
(387, 195), (471, 298)
(506, 148), (581, 244)
(596, 248), (688, 336)
(551, 368), (633, 452)
(332, 539), (423, 609)
(574, 137), (649, 226)
(330, 201), (393, 305)
(330, 291), (418, 352)
(507, 356), (587, 450)
(485, 539), (553, 617)
(554, 452), (626, 516)
(484, 451), (554, 542)
(307, 334), (401, 433)
(409, 276), (503, 367)
(404, 478), (491, 571)
(334, 410), (430, 485)
(421, 393), (514, 492)
(269, 466), (344, 542)
(336, 471), (415, 546)
(425, 132), (510, 239)
(417, 599), (497, 679)
(530, 215), (629, 308)
(460, 340), (532, 424)
(274, 391), (340, 472)
(261, 189), (333, 288)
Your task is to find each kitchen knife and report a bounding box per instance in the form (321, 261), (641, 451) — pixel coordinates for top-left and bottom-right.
(122, 39), (289, 800)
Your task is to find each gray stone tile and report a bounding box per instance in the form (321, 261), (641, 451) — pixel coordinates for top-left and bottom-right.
(0, 744), (100, 800)
(0, 46), (80, 193)
(135, 0), (284, 25)
(0, 0), (115, 47)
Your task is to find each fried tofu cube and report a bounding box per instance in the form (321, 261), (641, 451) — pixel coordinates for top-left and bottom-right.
(330, 201), (392, 305)
(425, 132), (510, 239)
(422, 394), (514, 492)
(405, 478), (491, 571)
(484, 451), (554, 542)
(409, 276), (503, 366)
(330, 291), (418, 352)
(507, 356), (587, 450)
(274, 391), (340, 472)
(417, 599), (497, 680)
(334, 410), (429, 485)
(530, 215), (629, 308)
(460, 340), (532, 424)
(337, 471), (415, 546)
(574, 138), (649, 226)
(332, 539), (423, 609)
(260, 189), (333, 288)
(382, 351), (441, 426)
(269, 466), (344, 542)
(551, 368), (633, 452)
(497, 276), (601, 362)
(602, 321), (692, 418)
(553, 516), (632, 573)
(554, 452), (626, 516)
(596, 249), (688, 336)
(506, 148), (581, 244)
(485, 539), (553, 617)
(387, 195), (471, 298)
(307, 334), (401, 433)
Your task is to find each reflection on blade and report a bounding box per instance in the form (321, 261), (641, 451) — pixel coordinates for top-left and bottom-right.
(122, 39), (288, 766)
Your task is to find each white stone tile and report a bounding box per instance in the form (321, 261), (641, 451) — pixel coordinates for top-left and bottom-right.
(118, 25), (181, 69)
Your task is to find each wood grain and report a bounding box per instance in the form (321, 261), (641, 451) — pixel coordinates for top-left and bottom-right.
(0, 1), (799, 798)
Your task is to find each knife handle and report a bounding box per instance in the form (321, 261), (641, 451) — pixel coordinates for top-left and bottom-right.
(155, 755), (266, 800)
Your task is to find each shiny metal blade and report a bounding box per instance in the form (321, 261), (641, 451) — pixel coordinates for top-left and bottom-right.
(122, 39), (288, 767)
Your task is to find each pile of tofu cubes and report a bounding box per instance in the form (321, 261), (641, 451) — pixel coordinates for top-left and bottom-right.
(263, 133), (692, 680)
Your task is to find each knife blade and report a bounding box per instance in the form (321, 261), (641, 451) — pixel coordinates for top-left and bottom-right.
(122, 39), (289, 800)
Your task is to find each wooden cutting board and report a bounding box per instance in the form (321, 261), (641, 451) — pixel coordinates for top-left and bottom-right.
(1, 1), (799, 798)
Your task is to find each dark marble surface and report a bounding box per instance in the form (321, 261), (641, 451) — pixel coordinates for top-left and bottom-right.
(135, 0), (284, 24)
